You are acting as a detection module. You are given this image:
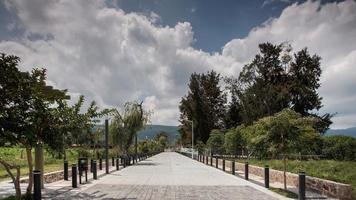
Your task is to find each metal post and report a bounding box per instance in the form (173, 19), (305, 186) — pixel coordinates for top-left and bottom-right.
(72, 164), (77, 188)
(123, 157), (126, 168)
(64, 160), (68, 180)
(116, 157), (119, 170)
(216, 157), (218, 168)
(210, 156), (213, 166)
(265, 165), (269, 188)
(206, 156), (208, 164)
(223, 159), (225, 171)
(299, 171), (306, 200)
(245, 162), (249, 180)
(93, 161), (97, 180)
(90, 159), (94, 172)
(232, 160), (235, 175)
(105, 119), (109, 174)
(112, 157), (115, 166)
(33, 170), (41, 200)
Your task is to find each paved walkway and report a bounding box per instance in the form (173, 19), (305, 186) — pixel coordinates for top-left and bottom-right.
(41, 152), (286, 200)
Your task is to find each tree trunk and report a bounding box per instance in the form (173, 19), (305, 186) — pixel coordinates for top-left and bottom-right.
(283, 155), (287, 190)
(0, 160), (21, 200)
(25, 147), (33, 195)
(35, 145), (44, 188)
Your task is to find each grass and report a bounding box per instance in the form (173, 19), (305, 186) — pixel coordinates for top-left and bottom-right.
(233, 158), (356, 198)
(0, 147), (115, 182)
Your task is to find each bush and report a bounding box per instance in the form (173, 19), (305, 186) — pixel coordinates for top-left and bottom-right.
(322, 135), (356, 161)
(207, 129), (225, 155)
(224, 126), (244, 155)
(76, 148), (91, 158)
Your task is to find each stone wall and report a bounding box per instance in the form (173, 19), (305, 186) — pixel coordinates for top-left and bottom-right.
(234, 161), (353, 200)
(20, 163), (110, 184)
(195, 154), (353, 199)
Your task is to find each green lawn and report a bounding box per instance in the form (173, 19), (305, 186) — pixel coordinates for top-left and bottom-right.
(233, 158), (356, 198)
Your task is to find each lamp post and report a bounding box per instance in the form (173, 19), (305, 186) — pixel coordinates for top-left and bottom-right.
(188, 120), (194, 159)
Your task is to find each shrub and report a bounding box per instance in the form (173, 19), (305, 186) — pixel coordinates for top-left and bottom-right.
(207, 129), (225, 155)
(322, 135), (356, 161)
(224, 126), (244, 155)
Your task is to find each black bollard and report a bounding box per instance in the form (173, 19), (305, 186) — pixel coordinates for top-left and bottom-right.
(265, 165), (269, 188)
(33, 170), (41, 200)
(99, 158), (102, 170)
(90, 159), (93, 173)
(299, 171), (306, 200)
(112, 157), (115, 166)
(64, 160), (68, 181)
(210, 156), (213, 166)
(93, 161), (97, 180)
(232, 160), (235, 175)
(206, 156), (208, 164)
(72, 164), (77, 188)
(123, 157), (126, 168)
(116, 157), (119, 170)
(223, 159), (225, 171)
(245, 162), (249, 180)
(216, 158), (218, 168)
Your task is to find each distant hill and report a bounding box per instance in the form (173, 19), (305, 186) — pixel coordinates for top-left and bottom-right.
(325, 127), (356, 138)
(137, 125), (179, 144)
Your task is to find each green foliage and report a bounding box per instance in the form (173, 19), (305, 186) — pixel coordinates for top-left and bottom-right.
(137, 140), (163, 153)
(322, 136), (356, 161)
(224, 126), (244, 155)
(240, 108), (321, 158)
(179, 70), (226, 144)
(110, 101), (151, 154)
(206, 129), (225, 155)
(226, 43), (331, 133)
(195, 140), (206, 154)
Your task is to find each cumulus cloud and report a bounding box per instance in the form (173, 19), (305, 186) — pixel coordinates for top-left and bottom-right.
(0, 0), (355, 128)
(0, 0), (236, 125)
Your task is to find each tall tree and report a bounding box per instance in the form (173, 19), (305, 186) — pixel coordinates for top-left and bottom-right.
(0, 53), (70, 197)
(179, 70), (226, 144)
(226, 43), (332, 133)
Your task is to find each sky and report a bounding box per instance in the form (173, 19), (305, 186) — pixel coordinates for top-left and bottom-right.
(0, 0), (355, 128)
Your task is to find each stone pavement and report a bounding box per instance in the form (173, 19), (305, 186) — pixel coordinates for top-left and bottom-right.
(41, 152), (287, 200)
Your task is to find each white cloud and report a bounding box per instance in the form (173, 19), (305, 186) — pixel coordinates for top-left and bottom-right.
(222, 0), (356, 128)
(0, 0), (355, 128)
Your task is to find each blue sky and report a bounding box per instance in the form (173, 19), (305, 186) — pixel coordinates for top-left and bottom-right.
(114, 0), (339, 52)
(0, 0), (355, 128)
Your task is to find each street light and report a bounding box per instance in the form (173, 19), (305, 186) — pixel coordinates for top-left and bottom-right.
(187, 120), (194, 159)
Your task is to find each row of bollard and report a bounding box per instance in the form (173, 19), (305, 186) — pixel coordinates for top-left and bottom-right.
(32, 152), (158, 200)
(197, 154), (306, 200)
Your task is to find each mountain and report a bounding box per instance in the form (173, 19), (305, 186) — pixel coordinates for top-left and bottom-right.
(137, 125), (179, 143)
(325, 127), (356, 138)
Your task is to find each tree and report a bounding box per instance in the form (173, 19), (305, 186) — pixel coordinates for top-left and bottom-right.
(179, 71), (226, 144)
(236, 43), (289, 124)
(240, 108), (321, 189)
(155, 131), (168, 149)
(0, 53), (70, 197)
(224, 126), (244, 155)
(224, 95), (243, 129)
(206, 129), (225, 155)
(322, 136), (356, 161)
(110, 102), (150, 155)
(227, 42), (332, 133)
